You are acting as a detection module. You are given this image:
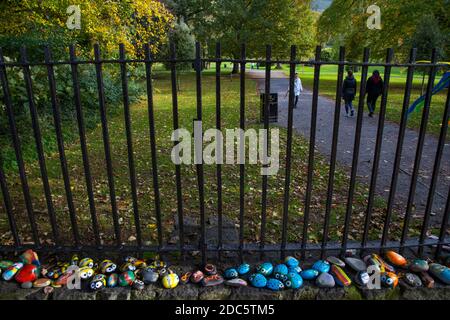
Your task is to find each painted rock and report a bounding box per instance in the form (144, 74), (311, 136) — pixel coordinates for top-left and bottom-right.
(0, 260), (14, 270)
(120, 262), (136, 272)
(33, 278), (51, 288)
(142, 268), (159, 284)
(124, 256), (137, 264)
(133, 260), (147, 270)
(429, 263), (450, 285)
(404, 273), (422, 287)
(133, 279), (145, 290)
(237, 263), (250, 275)
(204, 264), (217, 275)
(162, 273), (179, 289)
(2, 262), (23, 281)
(330, 265), (352, 287)
(284, 256), (299, 268)
(224, 268), (238, 279)
(70, 254), (79, 266)
(300, 269), (319, 280)
(420, 272), (434, 288)
(284, 272), (303, 289)
(249, 273), (267, 288)
(345, 257), (367, 272)
(316, 272), (335, 288)
(381, 272), (398, 288)
(225, 278), (248, 287)
(312, 260), (330, 273)
(79, 258), (95, 269)
(107, 273), (119, 287)
(256, 262), (273, 276)
(371, 254), (395, 272)
(326, 256), (345, 268)
(119, 270), (136, 286)
(266, 278), (284, 291)
(79, 266), (95, 280)
(21, 281), (33, 289)
(54, 270), (75, 286)
(148, 259), (166, 270)
(410, 259), (429, 273)
(354, 271), (370, 287)
(46, 264), (67, 279)
(90, 274), (106, 291)
(180, 272), (192, 284)
(201, 274), (224, 287)
(19, 249), (40, 266)
(15, 264), (39, 283)
(385, 251), (407, 267)
(273, 264), (289, 281)
(190, 270), (204, 284)
(99, 260), (117, 274)
(366, 256), (384, 273)
(288, 266), (302, 274)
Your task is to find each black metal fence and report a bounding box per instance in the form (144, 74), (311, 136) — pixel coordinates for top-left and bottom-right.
(0, 42), (449, 264)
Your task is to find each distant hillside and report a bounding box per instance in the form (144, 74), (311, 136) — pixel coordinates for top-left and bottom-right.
(311, 0), (332, 12)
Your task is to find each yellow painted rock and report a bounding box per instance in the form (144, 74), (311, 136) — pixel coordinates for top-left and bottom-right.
(162, 273), (179, 289)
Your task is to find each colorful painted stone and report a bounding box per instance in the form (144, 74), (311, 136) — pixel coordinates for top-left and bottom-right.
(316, 272), (335, 288)
(420, 272), (434, 288)
(429, 263), (450, 285)
(0, 260), (13, 270)
(79, 258), (94, 269)
(70, 254), (79, 266)
(79, 266), (95, 280)
(149, 259), (166, 270)
(224, 278), (248, 287)
(119, 270), (136, 286)
(312, 260), (330, 273)
(284, 256), (299, 268)
(162, 273), (179, 289)
(19, 249), (40, 266)
(120, 262), (136, 272)
(366, 256), (384, 273)
(410, 259), (429, 273)
(190, 270), (204, 284)
(15, 264), (39, 283)
(249, 273), (267, 288)
(385, 251), (407, 268)
(224, 268), (238, 279)
(266, 278), (284, 291)
(237, 263), (250, 275)
(107, 273), (118, 287)
(344, 257), (367, 272)
(330, 265), (351, 287)
(284, 272), (303, 289)
(300, 269), (319, 280)
(201, 274), (224, 287)
(54, 270), (75, 286)
(256, 262), (273, 276)
(133, 260), (147, 269)
(204, 264), (217, 275)
(133, 279), (145, 290)
(381, 272), (398, 288)
(99, 260), (117, 274)
(273, 264), (289, 282)
(180, 272), (192, 284)
(326, 256), (345, 268)
(371, 254), (395, 272)
(403, 273), (422, 287)
(288, 266), (302, 274)
(90, 274), (106, 291)
(2, 262), (24, 281)
(46, 264), (67, 279)
(354, 271), (370, 287)
(33, 278), (51, 288)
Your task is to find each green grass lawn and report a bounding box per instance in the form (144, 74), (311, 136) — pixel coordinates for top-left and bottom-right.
(1, 68), (417, 248)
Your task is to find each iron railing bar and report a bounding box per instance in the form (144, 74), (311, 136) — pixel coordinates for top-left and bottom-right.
(119, 44), (142, 248)
(400, 49), (438, 254)
(321, 46), (345, 259)
(93, 44), (122, 248)
(215, 42), (223, 258)
(0, 155), (20, 246)
(69, 45), (101, 248)
(435, 186), (450, 259)
(341, 48), (370, 256)
(238, 43), (246, 263)
(44, 46), (80, 247)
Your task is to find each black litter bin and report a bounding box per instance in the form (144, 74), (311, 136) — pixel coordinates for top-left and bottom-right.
(260, 93), (278, 123)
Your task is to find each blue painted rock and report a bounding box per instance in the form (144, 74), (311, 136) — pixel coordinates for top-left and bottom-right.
(345, 257), (367, 272)
(326, 256), (346, 268)
(288, 266), (302, 274)
(284, 256), (299, 268)
(429, 263), (450, 285)
(90, 274), (106, 291)
(141, 268), (159, 284)
(284, 272), (303, 289)
(266, 278), (285, 291)
(2, 262), (23, 281)
(354, 271), (370, 287)
(256, 262), (273, 276)
(330, 265), (352, 287)
(249, 273), (267, 288)
(316, 272), (335, 288)
(403, 273), (422, 287)
(225, 278), (247, 287)
(381, 272), (398, 288)
(224, 268), (239, 279)
(410, 259), (429, 273)
(273, 264), (289, 281)
(107, 273), (118, 287)
(237, 263), (250, 275)
(15, 264), (39, 283)
(312, 260), (330, 273)
(300, 269), (319, 280)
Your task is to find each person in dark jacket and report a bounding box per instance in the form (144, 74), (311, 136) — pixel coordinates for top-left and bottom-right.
(365, 70), (383, 117)
(342, 70), (357, 117)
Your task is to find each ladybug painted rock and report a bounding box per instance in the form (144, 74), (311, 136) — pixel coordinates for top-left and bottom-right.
(79, 266), (95, 280)
(90, 274), (106, 291)
(107, 273), (119, 287)
(273, 264), (289, 282)
(284, 272), (303, 289)
(99, 260), (117, 274)
(385, 251), (407, 268)
(266, 278), (284, 291)
(381, 272), (398, 288)
(224, 268), (238, 279)
(300, 269), (319, 280)
(249, 273), (267, 288)
(120, 262), (136, 272)
(19, 249), (40, 266)
(79, 258), (95, 269)
(312, 260), (330, 273)
(237, 263), (250, 275)
(15, 264), (39, 283)
(2, 262), (23, 281)
(119, 270), (136, 286)
(162, 273), (179, 289)
(256, 262), (273, 276)
(284, 256), (299, 269)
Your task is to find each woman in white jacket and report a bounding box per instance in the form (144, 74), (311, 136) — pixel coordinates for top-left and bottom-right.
(285, 73), (303, 108)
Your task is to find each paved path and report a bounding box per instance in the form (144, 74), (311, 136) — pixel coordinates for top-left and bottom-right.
(248, 70), (449, 226)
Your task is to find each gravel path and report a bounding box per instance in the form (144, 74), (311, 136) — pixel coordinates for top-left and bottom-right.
(248, 70), (450, 227)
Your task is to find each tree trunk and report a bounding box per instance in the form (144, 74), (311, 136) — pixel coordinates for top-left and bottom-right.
(232, 62), (239, 74)
(275, 62), (282, 69)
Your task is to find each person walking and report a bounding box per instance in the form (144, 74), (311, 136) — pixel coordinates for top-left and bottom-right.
(285, 73), (303, 108)
(342, 70), (357, 117)
(365, 70), (383, 117)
